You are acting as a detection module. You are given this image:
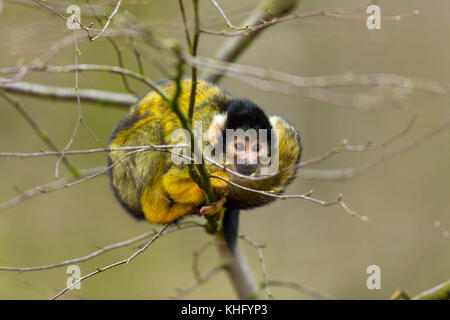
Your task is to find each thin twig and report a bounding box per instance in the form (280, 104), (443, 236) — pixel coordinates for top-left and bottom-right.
(188, 0), (200, 121)
(188, 55), (449, 97)
(0, 150), (142, 212)
(50, 224), (170, 300)
(412, 280), (450, 300)
(55, 31), (84, 178)
(0, 222), (203, 272)
(210, 175), (367, 222)
(192, 241), (213, 282)
(178, 0), (192, 49)
(0, 167), (100, 211)
(130, 39), (146, 78)
(0, 81), (136, 106)
(300, 110), (450, 180)
(31, 0), (96, 38)
(89, 0), (122, 41)
(200, 7), (419, 37)
(86, 0), (138, 97)
(208, 0), (250, 31)
(266, 280), (333, 300)
(1, 64), (168, 99)
(239, 235), (273, 299)
(173, 265), (226, 299)
(0, 92), (80, 177)
(299, 112), (418, 168)
(0, 145), (184, 158)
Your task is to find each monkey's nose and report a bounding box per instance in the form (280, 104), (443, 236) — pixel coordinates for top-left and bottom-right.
(236, 163), (258, 176)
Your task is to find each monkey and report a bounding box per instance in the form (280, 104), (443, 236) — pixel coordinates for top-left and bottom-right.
(108, 79), (302, 252)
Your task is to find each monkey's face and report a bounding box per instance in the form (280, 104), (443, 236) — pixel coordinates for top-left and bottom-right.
(211, 98), (274, 177)
(225, 136), (270, 176)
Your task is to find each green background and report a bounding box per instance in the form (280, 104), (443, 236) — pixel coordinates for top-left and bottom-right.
(0, 0), (449, 299)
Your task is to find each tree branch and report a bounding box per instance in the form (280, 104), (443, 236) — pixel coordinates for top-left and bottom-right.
(50, 224), (170, 300)
(204, 0), (301, 83)
(0, 222), (203, 272)
(216, 234), (260, 299)
(412, 280), (450, 300)
(0, 81), (136, 106)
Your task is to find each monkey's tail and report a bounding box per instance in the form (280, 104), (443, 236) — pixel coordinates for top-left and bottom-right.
(222, 208), (240, 254)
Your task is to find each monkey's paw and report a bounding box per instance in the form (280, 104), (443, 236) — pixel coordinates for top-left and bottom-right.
(199, 196), (226, 216)
(210, 171), (231, 196)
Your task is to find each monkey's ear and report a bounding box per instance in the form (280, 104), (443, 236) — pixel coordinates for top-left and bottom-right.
(207, 113), (227, 145)
(268, 114), (281, 128)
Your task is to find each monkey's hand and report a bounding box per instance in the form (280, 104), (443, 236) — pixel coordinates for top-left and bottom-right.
(199, 171), (230, 216)
(199, 196), (226, 216)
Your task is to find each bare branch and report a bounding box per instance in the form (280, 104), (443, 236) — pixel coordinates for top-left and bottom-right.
(192, 56), (449, 95)
(1, 64), (168, 99)
(299, 112), (418, 168)
(173, 265), (226, 299)
(390, 288), (411, 300)
(412, 280), (450, 300)
(0, 145), (185, 158)
(50, 224), (170, 300)
(266, 280), (333, 300)
(89, 0), (122, 41)
(0, 91), (80, 177)
(205, 0), (300, 83)
(210, 174), (367, 222)
(55, 31), (85, 178)
(0, 222), (203, 272)
(86, 0), (138, 97)
(188, 0), (200, 121)
(31, 0), (96, 38)
(192, 241), (214, 282)
(0, 81), (136, 106)
(200, 6), (419, 37)
(0, 167), (102, 212)
(300, 111), (450, 180)
(178, 0), (192, 49)
(216, 234), (260, 299)
(239, 235), (273, 299)
(0, 150), (150, 212)
(207, 0), (250, 31)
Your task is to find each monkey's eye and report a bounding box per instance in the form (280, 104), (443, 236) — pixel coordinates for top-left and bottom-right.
(252, 145), (260, 152)
(235, 143), (245, 151)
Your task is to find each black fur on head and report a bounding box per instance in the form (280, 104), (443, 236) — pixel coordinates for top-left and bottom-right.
(224, 98), (272, 139)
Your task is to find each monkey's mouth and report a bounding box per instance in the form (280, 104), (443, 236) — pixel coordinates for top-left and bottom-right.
(235, 163), (258, 176)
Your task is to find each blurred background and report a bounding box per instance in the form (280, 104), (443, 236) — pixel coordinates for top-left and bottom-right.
(0, 0), (449, 299)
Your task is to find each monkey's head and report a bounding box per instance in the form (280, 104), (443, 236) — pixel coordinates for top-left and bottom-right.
(205, 98), (274, 177)
(206, 97), (302, 209)
(222, 99), (273, 176)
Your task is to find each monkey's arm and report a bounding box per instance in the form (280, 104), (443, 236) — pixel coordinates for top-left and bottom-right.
(162, 166), (230, 202)
(139, 166), (231, 224)
(141, 183), (196, 224)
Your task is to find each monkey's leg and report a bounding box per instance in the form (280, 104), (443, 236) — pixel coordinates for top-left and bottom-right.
(141, 184), (196, 224)
(210, 171), (231, 196)
(162, 168), (230, 202)
(162, 167), (207, 205)
(163, 168), (231, 216)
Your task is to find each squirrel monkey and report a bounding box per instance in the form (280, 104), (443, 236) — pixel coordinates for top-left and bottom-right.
(108, 79), (302, 251)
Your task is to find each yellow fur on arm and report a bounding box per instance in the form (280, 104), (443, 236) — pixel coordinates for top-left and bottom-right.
(162, 166), (206, 205)
(140, 183), (196, 224)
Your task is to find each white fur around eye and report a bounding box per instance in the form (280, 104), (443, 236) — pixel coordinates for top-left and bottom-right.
(207, 113), (227, 145)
